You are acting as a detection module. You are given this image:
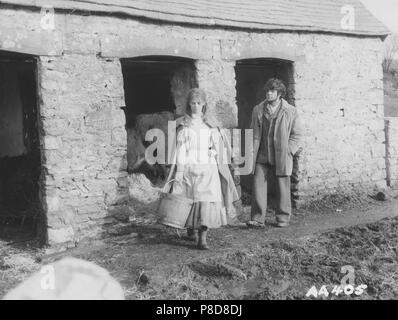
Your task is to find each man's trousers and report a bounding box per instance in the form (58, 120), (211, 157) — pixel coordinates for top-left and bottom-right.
(251, 163), (292, 224)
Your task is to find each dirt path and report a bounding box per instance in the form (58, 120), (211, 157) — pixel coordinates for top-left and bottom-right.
(43, 197), (398, 297)
(80, 197), (398, 267)
(1, 196), (398, 299)
(257, 198), (398, 241)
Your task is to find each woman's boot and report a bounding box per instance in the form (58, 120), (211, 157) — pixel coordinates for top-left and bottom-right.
(187, 228), (198, 242)
(198, 227), (209, 250)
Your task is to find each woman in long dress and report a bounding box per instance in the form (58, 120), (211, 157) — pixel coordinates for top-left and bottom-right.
(161, 88), (240, 250)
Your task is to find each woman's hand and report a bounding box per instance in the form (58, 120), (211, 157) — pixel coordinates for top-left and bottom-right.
(208, 148), (217, 160)
(173, 171), (184, 194)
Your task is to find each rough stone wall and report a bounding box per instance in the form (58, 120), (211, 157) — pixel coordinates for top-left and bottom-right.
(38, 55), (128, 245)
(385, 118), (398, 189)
(195, 60), (238, 128)
(293, 35), (386, 197)
(0, 7), (388, 244)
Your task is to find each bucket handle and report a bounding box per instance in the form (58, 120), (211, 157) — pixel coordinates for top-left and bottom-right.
(162, 179), (178, 193)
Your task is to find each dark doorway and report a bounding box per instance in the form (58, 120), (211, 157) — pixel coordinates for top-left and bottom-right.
(235, 58), (296, 203)
(0, 50), (43, 242)
(120, 56), (196, 184)
(121, 56), (196, 116)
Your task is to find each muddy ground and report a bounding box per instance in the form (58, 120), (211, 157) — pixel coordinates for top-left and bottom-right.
(1, 193), (398, 300)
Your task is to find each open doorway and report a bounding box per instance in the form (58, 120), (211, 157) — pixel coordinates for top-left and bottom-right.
(121, 56), (196, 184)
(235, 58), (298, 205)
(0, 50), (43, 242)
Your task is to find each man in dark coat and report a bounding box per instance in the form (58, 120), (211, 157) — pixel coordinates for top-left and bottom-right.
(247, 78), (303, 228)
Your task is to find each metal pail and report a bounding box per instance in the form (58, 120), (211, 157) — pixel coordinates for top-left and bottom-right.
(157, 191), (193, 229)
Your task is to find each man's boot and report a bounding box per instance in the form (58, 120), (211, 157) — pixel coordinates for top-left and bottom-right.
(197, 227), (209, 250)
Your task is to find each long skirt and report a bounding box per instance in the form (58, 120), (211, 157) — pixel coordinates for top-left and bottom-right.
(170, 164), (226, 229)
(184, 201), (227, 229)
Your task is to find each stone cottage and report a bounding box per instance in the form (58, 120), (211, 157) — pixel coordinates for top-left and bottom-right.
(0, 0), (393, 247)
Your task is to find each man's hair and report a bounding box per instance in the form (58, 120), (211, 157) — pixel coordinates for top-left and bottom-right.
(264, 78), (286, 98)
(186, 88), (208, 115)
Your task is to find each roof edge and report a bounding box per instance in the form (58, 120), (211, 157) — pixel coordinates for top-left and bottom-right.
(0, 0), (391, 38)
